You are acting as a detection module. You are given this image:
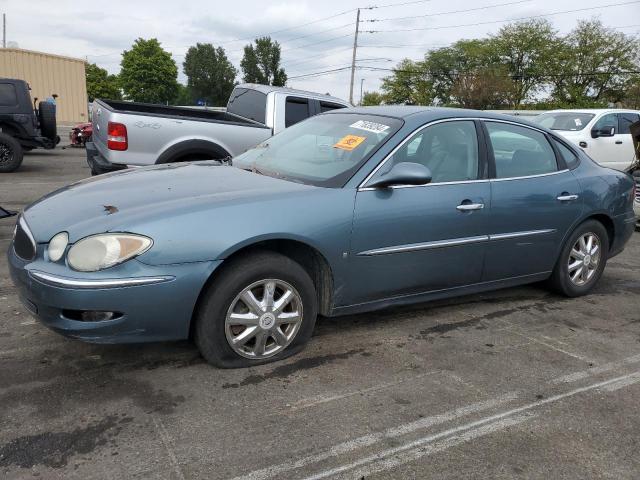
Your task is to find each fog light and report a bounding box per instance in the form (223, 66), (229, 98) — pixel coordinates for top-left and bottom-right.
(82, 311), (115, 322)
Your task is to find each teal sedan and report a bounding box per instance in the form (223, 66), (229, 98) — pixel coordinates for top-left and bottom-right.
(8, 107), (637, 368)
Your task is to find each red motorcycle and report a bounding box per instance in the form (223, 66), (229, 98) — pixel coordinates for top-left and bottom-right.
(69, 122), (92, 147)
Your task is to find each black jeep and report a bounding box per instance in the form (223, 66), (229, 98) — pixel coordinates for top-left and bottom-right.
(0, 78), (59, 172)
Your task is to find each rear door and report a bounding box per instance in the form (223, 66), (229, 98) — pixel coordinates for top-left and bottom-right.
(483, 120), (582, 281)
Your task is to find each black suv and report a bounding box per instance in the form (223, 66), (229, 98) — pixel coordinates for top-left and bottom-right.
(0, 78), (59, 172)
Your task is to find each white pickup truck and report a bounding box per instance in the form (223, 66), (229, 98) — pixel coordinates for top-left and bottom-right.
(86, 84), (350, 174)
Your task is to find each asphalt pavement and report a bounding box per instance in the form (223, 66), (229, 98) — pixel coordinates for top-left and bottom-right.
(1, 147), (639, 479)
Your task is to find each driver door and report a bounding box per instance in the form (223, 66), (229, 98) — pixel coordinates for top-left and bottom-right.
(347, 120), (490, 305)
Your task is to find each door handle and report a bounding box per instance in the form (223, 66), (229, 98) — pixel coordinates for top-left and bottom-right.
(557, 194), (579, 202)
(615, 140), (623, 144)
(457, 203), (484, 211)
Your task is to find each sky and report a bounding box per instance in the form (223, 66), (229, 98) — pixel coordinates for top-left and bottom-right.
(2, 0), (638, 104)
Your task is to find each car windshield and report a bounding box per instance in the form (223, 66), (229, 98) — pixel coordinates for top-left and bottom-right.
(233, 113), (403, 187)
(533, 112), (595, 131)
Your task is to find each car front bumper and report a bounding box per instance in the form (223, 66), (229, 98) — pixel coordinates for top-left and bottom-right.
(8, 246), (221, 343)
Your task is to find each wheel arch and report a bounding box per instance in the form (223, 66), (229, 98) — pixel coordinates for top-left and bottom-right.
(155, 139), (231, 164)
(189, 238), (335, 338)
(583, 212), (615, 251)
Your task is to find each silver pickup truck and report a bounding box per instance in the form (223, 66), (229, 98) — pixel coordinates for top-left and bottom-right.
(86, 84), (350, 174)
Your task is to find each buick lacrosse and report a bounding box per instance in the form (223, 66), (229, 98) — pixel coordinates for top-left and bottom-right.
(8, 107), (637, 367)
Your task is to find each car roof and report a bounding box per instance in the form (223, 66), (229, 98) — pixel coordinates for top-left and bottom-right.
(544, 108), (640, 115)
(236, 83), (349, 106)
(323, 105), (546, 128)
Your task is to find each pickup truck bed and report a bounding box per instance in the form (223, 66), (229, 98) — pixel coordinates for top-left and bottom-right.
(87, 84), (350, 174)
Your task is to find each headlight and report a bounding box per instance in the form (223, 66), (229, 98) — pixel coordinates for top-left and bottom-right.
(48, 232), (68, 262)
(67, 233), (152, 272)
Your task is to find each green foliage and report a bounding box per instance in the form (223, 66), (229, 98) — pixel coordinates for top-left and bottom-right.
(549, 19), (638, 106)
(183, 43), (237, 106)
(361, 91), (384, 106)
(378, 17), (639, 109)
(241, 37), (287, 86)
(380, 59), (432, 105)
(119, 38), (179, 103)
(490, 19), (559, 107)
(173, 84), (193, 106)
(85, 63), (120, 102)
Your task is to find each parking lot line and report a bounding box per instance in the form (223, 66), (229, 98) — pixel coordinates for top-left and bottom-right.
(229, 393), (518, 480)
(152, 415), (186, 480)
(296, 370), (640, 480)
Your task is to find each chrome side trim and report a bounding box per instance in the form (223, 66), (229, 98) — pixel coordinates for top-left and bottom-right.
(490, 169), (569, 182)
(29, 270), (174, 289)
(357, 229), (557, 256)
(357, 235), (489, 256)
(489, 229), (557, 241)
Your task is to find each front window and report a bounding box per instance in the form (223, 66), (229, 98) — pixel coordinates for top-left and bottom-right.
(233, 114), (403, 187)
(534, 112), (595, 131)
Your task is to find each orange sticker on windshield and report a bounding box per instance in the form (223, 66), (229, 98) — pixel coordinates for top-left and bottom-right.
(334, 135), (366, 151)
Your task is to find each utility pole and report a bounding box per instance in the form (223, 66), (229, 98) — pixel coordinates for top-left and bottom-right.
(348, 8), (360, 105)
(2, 14), (6, 49)
(359, 78), (365, 106)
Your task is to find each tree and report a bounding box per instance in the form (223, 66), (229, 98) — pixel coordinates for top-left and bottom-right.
(450, 66), (514, 109)
(422, 39), (497, 105)
(119, 38), (179, 103)
(550, 19), (638, 106)
(173, 84), (193, 106)
(183, 43), (237, 106)
(490, 19), (559, 107)
(241, 37), (287, 86)
(361, 91), (384, 106)
(85, 63), (120, 101)
(380, 59), (432, 105)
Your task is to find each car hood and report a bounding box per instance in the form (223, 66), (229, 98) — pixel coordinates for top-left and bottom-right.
(23, 162), (312, 242)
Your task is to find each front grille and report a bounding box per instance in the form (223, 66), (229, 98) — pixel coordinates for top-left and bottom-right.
(13, 217), (36, 260)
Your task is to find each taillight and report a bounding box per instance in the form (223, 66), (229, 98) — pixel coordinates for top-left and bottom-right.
(107, 122), (128, 151)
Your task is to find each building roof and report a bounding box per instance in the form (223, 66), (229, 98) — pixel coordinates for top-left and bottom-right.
(0, 48), (85, 64)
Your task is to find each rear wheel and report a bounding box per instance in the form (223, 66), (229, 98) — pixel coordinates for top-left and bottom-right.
(549, 220), (609, 297)
(195, 252), (318, 368)
(0, 132), (24, 172)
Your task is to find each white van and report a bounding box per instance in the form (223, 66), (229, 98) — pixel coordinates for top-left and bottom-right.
(534, 109), (640, 171)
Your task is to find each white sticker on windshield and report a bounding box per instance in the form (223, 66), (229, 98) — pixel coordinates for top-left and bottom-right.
(574, 118), (582, 126)
(350, 120), (390, 134)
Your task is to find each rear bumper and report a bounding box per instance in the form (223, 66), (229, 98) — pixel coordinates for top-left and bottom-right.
(86, 141), (126, 174)
(8, 245), (221, 343)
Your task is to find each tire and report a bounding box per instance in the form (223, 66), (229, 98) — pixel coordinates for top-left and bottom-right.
(38, 102), (57, 140)
(548, 220), (609, 297)
(0, 132), (24, 173)
(195, 251), (318, 368)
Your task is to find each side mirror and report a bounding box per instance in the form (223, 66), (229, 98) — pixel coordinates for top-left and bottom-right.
(366, 162), (432, 189)
(591, 125), (615, 138)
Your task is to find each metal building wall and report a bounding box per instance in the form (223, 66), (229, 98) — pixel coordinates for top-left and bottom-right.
(0, 48), (88, 123)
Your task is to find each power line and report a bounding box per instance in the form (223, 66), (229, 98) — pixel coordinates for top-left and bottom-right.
(360, 65), (640, 78)
(288, 66), (353, 80)
(281, 33), (353, 53)
(366, 1), (640, 33)
(366, 0), (433, 9)
(364, 0), (530, 22)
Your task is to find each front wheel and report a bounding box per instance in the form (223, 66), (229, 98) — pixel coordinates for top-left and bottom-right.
(195, 252), (318, 368)
(549, 220), (609, 297)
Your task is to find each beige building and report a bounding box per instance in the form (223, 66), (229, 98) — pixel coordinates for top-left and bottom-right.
(0, 48), (87, 123)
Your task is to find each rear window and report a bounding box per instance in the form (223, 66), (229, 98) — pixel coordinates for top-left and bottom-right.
(534, 112), (594, 131)
(226, 88), (267, 124)
(285, 97), (311, 127)
(320, 101), (346, 113)
(0, 83), (18, 106)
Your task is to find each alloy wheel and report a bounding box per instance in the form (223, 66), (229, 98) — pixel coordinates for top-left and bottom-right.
(568, 232), (601, 286)
(225, 279), (303, 359)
